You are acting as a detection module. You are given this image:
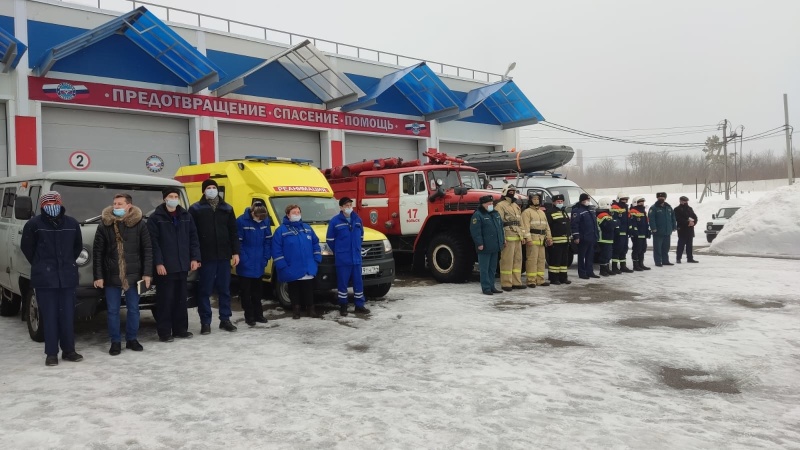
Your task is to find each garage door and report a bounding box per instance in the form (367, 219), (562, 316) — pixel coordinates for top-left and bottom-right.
(0, 105), (7, 177)
(42, 107), (190, 178)
(218, 123), (321, 165)
(439, 142), (495, 157)
(345, 134), (418, 165)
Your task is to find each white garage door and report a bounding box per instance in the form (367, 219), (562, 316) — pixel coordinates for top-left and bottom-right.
(439, 142), (495, 157)
(345, 134), (419, 165)
(0, 105), (7, 177)
(218, 123), (321, 165)
(42, 107), (190, 178)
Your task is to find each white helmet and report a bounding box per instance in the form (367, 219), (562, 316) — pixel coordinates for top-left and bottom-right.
(632, 196), (645, 204)
(617, 192), (629, 201)
(502, 184), (517, 196)
(597, 198), (612, 209)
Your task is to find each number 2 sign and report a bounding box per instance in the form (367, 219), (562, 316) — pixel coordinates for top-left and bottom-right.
(69, 151), (91, 170)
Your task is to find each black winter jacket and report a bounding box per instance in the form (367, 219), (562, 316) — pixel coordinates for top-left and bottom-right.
(147, 204), (201, 274)
(189, 198), (240, 261)
(674, 204), (698, 239)
(92, 206), (153, 289)
(21, 208), (83, 289)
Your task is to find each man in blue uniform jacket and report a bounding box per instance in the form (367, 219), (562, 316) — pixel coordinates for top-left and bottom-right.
(469, 195), (505, 295)
(327, 197), (370, 317)
(571, 193), (599, 279)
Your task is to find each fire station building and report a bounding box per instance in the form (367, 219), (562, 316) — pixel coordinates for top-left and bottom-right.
(0, 0), (544, 178)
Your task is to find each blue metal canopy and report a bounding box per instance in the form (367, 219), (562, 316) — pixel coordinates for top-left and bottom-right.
(212, 40), (364, 109)
(32, 7), (224, 93)
(444, 80), (545, 129)
(340, 62), (460, 121)
(0, 25), (27, 73)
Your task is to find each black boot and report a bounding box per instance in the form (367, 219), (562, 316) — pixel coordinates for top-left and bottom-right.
(620, 262), (634, 273)
(308, 303), (321, 318)
(109, 342), (121, 356)
(339, 304), (349, 317)
(292, 304), (301, 320)
(641, 261), (652, 270)
(633, 261), (644, 272)
(599, 264), (610, 277)
(219, 320), (238, 332)
(611, 262), (621, 275)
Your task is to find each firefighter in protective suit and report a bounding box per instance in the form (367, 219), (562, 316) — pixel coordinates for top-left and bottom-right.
(546, 194), (572, 285)
(495, 184), (526, 291)
(521, 192), (552, 287)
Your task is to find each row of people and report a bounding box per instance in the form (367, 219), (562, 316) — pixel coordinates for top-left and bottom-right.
(470, 186), (700, 295)
(21, 180), (369, 366)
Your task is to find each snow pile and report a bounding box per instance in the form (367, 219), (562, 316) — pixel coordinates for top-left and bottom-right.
(709, 183), (800, 258)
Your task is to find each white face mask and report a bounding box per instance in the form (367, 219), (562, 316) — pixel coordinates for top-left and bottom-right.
(486, 204), (494, 212)
(582, 200), (590, 206)
(290, 214), (302, 222)
(205, 188), (218, 199)
(165, 199), (180, 209)
(343, 207), (353, 215)
(555, 203), (564, 209)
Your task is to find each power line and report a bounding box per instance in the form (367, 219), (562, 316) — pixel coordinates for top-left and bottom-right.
(523, 123), (718, 132)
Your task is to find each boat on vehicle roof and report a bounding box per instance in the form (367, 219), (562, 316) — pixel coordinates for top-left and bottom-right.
(457, 145), (574, 175)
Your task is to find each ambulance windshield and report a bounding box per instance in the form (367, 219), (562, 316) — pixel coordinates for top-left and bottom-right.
(270, 196), (340, 224)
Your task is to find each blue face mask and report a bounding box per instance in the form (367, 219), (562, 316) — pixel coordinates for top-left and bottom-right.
(486, 205), (494, 212)
(43, 204), (62, 217)
(555, 203), (564, 209)
(113, 208), (126, 217)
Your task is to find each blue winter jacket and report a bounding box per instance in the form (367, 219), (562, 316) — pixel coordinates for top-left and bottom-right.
(470, 207), (504, 254)
(236, 208), (272, 278)
(647, 201), (677, 236)
(147, 204), (201, 274)
(611, 200), (631, 237)
(596, 210), (617, 244)
(272, 217), (321, 283)
(570, 203), (598, 243)
(629, 205), (651, 238)
(21, 209), (83, 289)
(326, 212), (363, 266)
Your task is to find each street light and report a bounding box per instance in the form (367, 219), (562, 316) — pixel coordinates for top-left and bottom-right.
(503, 62), (517, 81)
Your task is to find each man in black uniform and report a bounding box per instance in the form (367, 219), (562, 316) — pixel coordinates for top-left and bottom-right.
(545, 194), (572, 285)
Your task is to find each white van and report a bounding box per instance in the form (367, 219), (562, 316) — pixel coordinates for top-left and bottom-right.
(484, 172), (597, 212)
(0, 172), (193, 342)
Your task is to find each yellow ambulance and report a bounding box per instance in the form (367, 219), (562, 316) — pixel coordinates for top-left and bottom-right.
(175, 156), (395, 306)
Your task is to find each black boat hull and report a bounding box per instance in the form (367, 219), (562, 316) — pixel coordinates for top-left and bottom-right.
(459, 145), (574, 174)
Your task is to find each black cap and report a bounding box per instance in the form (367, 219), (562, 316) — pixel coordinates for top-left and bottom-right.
(579, 193), (590, 202)
(479, 195), (494, 204)
(162, 186), (181, 199)
(656, 192), (667, 198)
(553, 194), (565, 202)
(339, 197), (353, 206)
(679, 196), (689, 201)
(201, 179), (219, 191)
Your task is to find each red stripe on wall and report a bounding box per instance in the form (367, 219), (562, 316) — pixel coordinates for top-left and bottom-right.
(199, 130), (216, 164)
(331, 140), (343, 167)
(15, 116), (37, 165)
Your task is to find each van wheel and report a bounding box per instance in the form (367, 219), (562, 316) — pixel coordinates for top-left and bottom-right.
(364, 283), (391, 299)
(427, 233), (473, 283)
(24, 289), (44, 342)
(0, 294), (21, 317)
(274, 280), (292, 308)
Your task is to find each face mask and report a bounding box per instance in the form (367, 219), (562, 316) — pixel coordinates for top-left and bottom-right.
(253, 218), (262, 223)
(165, 199), (180, 209)
(486, 205), (494, 212)
(290, 214), (302, 222)
(343, 207), (353, 215)
(555, 203), (564, 209)
(205, 188), (218, 199)
(582, 200), (590, 206)
(113, 208), (126, 217)
(43, 204), (62, 217)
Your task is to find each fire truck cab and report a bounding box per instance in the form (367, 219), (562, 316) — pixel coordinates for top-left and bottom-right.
(325, 151), (499, 283)
(175, 156), (396, 306)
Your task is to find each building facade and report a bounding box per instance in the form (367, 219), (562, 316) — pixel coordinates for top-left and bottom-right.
(0, 0), (544, 178)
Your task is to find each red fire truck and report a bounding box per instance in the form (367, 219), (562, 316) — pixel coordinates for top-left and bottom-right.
(324, 151), (500, 282)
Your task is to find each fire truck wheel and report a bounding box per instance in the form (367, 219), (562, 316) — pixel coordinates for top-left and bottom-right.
(427, 233), (472, 283)
(364, 283), (392, 298)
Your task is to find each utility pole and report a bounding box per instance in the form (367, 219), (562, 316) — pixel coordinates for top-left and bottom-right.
(785, 94), (795, 185)
(722, 119), (729, 200)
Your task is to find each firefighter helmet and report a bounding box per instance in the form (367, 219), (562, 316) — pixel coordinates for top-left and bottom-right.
(632, 196), (645, 204)
(502, 184), (517, 196)
(617, 192), (629, 201)
(597, 198), (612, 209)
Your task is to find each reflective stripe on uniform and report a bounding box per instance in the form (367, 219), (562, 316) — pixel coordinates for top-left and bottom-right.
(506, 236), (521, 242)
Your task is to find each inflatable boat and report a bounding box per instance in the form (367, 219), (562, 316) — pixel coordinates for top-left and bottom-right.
(458, 145), (574, 174)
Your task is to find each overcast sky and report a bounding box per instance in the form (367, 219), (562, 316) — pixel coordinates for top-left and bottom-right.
(145, 0), (798, 165)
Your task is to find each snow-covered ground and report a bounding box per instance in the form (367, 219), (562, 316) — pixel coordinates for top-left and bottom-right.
(710, 184), (800, 258)
(1, 255), (798, 449)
